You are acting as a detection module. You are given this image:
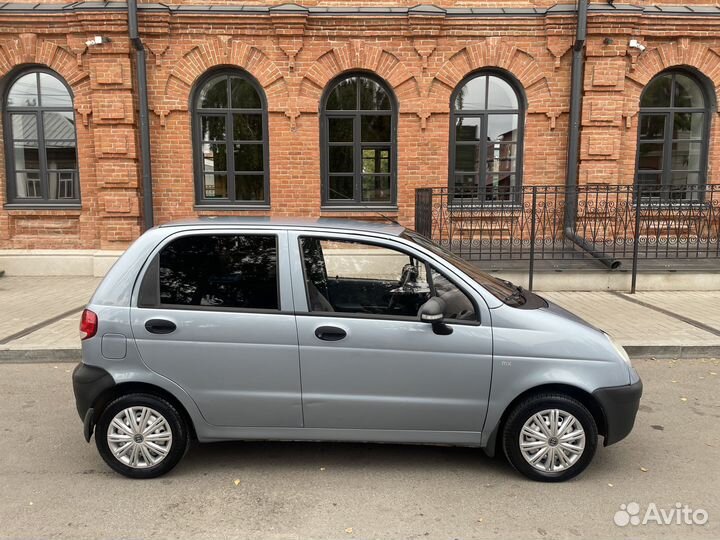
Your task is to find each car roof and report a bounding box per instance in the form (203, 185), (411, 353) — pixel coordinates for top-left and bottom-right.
(158, 216), (406, 236)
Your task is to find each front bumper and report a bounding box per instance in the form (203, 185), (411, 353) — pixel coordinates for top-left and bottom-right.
(592, 379), (643, 446)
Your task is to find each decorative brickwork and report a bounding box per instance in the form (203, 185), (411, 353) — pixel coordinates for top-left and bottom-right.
(0, 3), (719, 250)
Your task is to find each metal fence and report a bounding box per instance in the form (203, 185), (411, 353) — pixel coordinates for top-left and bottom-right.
(414, 184), (720, 292)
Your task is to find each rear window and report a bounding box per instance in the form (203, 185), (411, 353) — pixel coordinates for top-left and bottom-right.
(144, 234), (279, 310)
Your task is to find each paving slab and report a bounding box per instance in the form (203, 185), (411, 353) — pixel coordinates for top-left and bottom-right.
(541, 291), (720, 348)
(0, 276), (100, 342)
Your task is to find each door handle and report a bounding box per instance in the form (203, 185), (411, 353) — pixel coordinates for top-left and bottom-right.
(145, 318), (177, 335)
(314, 325), (347, 342)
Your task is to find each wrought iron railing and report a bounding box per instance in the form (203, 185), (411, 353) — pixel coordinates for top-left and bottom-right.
(415, 184), (720, 291)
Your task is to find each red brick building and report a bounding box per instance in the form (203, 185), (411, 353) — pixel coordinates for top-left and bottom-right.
(0, 1), (719, 267)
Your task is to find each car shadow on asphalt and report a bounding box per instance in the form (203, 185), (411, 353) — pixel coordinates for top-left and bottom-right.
(175, 440), (513, 477)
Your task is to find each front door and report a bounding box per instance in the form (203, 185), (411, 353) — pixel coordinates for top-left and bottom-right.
(131, 230), (302, 428)
(290, 232), (493, 436)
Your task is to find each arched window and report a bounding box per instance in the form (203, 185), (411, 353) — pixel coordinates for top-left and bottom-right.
(192, 69), (269, 206)
(4, 69), (79, 205)
(636, 70), (710, 201)
(450, 71), (524, 201)
(321, 73), (397, 207)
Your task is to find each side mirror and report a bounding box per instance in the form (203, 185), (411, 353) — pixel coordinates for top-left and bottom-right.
(419, 296), (446, 323)
(419, 297), (453, 335)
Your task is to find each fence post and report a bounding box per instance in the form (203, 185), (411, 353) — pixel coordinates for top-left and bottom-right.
(630, 186), (642, 294)
(414, 188), (431, 238)
(528, 186), (538, 291)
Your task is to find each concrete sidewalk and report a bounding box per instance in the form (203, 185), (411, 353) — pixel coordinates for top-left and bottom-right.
(1, 276), (719, 361)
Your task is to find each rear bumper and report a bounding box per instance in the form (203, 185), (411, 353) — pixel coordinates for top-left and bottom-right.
(72, 363), (115, 422)
(593, 379), (643, 446)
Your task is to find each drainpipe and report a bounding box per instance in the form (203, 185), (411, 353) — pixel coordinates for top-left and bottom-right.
(562, 0), (620, 269)
(128, 0), (154, 230)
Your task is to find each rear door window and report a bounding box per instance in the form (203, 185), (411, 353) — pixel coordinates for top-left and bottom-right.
(143, 234), (279, 310)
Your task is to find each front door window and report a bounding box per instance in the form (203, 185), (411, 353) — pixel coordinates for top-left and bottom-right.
(299, 237), (476, 322)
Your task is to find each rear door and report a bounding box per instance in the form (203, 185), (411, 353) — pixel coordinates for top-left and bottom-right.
(130, 229), (302, 428)
(289, 231), (493, 438)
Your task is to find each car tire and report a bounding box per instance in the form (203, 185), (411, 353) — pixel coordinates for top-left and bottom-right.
(95, 393), (189, 479)
(502, 393), (598, 482)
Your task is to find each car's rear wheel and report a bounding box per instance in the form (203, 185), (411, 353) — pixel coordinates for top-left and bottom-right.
(502, 393), (598, 482)
(95, 393), (189, 479)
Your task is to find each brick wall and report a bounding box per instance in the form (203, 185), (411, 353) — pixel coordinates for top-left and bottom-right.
(1, 3), (719, 249)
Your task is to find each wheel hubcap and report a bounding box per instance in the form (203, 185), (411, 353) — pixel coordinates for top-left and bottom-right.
(519, 409), (585, 473)
(107, 406), (173, 469)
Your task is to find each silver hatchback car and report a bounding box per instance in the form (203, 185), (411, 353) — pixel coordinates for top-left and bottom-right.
(73, 218), (642, 482)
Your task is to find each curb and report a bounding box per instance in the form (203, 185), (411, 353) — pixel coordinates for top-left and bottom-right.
(623, 345), (720, 360)
(0, 346), (718, 363)
(0, 349), (81, 363)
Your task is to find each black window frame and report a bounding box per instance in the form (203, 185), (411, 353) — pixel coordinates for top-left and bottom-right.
(320, 72), (398, 209)
(138, 232), (282, 314)
(191, 68), (270, 209)
(634, 69), (712, 203)
(449, 69), (525, 204)
(3, 67), (80, 208)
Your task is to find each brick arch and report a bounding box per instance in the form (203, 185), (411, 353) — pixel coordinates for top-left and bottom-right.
(162, 36), (288, 115)
(432, 41), (551, 114)
(624, 40), (720, 116)
(0, 35), (90, 108)
(298, 40), (418, 112)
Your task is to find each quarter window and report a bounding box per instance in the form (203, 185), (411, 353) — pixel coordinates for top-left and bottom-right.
(193, 70), (269, 206)
(4, 70), (79, 205)
(450, 72), (524, 201)
(321, 74), (397, 206)
(300, 237), (475, 321)
(152, 235), (279, 310)
(636, 71), (710, 201)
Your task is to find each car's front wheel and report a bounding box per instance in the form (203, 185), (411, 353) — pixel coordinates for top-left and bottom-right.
(95, 393), (189, 479)
(502, 393), (598, 482)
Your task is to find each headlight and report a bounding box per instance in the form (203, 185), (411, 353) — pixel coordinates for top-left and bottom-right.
(605, 332), (631, 367)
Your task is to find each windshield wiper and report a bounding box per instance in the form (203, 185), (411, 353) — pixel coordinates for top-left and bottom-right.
(503, 284), (527, 306)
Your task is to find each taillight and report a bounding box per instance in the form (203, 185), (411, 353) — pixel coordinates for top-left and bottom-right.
(79, 309), (98, 340)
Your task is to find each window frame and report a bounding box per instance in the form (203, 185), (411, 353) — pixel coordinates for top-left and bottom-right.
(320, 72), (398, 209)
(137, 231), (283, 314)
(191, 69), (270, 209)
(634, 70), (712, 203)
(4, 67), (80, 208)
(448, 69), (526, 204)
(297, 234), (480, 325)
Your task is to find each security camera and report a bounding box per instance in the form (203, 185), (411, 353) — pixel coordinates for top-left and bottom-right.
(85, 36), (112, 47)
(629, 39), (646, 52)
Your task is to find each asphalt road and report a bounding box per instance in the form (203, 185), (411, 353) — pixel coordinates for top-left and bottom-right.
(1, 358), (718, 539)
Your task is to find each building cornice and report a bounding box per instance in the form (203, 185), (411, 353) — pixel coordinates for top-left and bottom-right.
(0, 2), (719, 18)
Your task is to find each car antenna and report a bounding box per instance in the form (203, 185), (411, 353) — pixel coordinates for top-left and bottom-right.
(327, 185), (401, 225)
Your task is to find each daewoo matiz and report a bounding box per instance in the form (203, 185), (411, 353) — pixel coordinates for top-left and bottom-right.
(73, 218), (642, 482)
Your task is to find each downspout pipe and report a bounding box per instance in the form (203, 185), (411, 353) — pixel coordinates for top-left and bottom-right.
(128, 0), (154, 230)
(562, 0), (620, 269)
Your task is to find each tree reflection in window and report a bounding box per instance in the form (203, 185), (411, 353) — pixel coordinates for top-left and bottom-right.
(193, 70), (269, 205)
(636, 70), (710, 202)
(322, 74), (396, 206)
(450, 72), (524, 201)
(159, 235), (279, 310)
(4, 70), (79, 204)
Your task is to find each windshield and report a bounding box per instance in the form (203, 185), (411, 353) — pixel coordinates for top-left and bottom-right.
(403, 230), (519, 304)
